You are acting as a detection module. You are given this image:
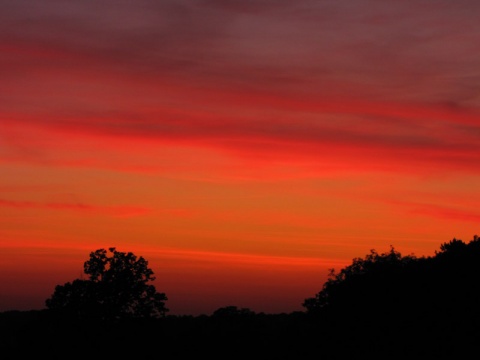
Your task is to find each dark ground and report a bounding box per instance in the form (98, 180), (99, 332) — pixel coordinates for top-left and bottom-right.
(1, 308), (478, 359)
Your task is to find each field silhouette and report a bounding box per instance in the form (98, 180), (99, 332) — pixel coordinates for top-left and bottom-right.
(1, 236), (480, 359)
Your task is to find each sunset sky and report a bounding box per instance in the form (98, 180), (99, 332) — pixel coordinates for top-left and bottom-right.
(1, 0), (480, 316)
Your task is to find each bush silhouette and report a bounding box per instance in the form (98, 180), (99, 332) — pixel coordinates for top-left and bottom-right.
(301, 235), (480, 358)
(212, 305), (255, 318)
(45, 247), (168, 320)
(302, 245), (418, 315)
(303, 237), (480, 314)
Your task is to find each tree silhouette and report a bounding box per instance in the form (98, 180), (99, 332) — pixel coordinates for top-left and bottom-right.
(212, 305), (255, 318)
(301, 235), (480, 358)
(45, 247), (168, 320)
(302, 245), (418, 315)
(302, 235), (480, 318)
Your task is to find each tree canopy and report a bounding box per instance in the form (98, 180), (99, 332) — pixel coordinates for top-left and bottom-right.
(303, 235), (480, 322)
(45, 247), (168, 320)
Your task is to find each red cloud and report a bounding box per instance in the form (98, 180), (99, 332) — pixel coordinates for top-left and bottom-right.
(0, 199), (151, 218)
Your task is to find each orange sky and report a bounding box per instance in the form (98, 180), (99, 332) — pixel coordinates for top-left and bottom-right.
(1, 0), (480, 315)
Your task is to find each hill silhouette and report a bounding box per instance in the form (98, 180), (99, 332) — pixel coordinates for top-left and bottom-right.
(1, 235), (480, 359)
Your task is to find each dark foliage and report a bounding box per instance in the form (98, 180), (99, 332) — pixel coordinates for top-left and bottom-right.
(303, 235), (480, 317)
(302, 244), (419, 314)
(212, 305), (256, 318)
(302, 235), (480, 358)
(45, 247), (168, 320)
(3, 236), (480, 359)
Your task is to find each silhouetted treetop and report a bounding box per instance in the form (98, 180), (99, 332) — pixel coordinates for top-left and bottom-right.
(435, 234), (480, 259)
(303, 235), (480, 320)
(45, 247), (168, 320)
(303, 245), (417, 313)
(212, 305), (255, 318)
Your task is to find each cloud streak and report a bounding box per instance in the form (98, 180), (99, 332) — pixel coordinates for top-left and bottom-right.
(0, 199), (151, 218)
(2, 0), (480, 178)
(388, 200), (480, 223)
(3, 0), (480, 98)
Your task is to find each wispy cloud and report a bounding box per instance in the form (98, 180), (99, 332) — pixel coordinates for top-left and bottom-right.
(387, 200), (480, 223)
(0, 198), (151, 218)
(2, 0), (480, 178)
(3, 0), (480, 98)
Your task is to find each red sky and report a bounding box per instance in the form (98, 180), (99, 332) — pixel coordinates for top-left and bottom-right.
(1, 0), (480, 315)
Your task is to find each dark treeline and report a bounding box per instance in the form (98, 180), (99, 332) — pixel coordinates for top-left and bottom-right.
(2, 236), (480, 359)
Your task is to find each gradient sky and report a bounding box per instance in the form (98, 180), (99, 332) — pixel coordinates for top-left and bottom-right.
(1, 0), (480, 316)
